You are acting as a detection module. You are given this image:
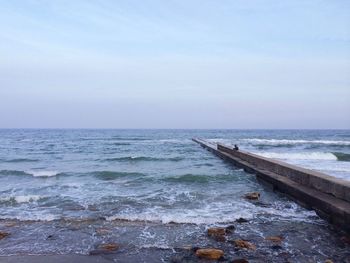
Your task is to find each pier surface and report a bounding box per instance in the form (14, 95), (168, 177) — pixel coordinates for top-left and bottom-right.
(193, 138), (350, 233)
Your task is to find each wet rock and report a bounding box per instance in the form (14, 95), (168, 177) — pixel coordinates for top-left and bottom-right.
(98, 243), (119, 251)
(244, 192), (260, 200)
(89, 243), (119, 255)
(232, 239), (256, 250)
(207, 227), (227, 242)
(4, 222), (16, 227)
(325, 260), (334, 263)
(0, 232), (10, 240)
(46, 234), (55, 240)
(208, 227), (226, 236)
(266, 236), (283, 243)
(226, 225), (235, 233)
(271, 245), (283, 250)
(190, 246), (200, 253)
(89, 249), (110, 255)
(195, 248), (224, 260)
(231, 259), (249, 263)
(235, 218), (249, 223)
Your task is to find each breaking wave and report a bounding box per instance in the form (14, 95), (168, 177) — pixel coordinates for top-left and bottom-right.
(257, 152), (337, 161)
(332, 152), (350, 162)
(256, 151), (350, 161)
(0, 170), (60, 177)
(0, 195), (42, 204)
(27, 170), (59, 177)
(242, 138), (350, 146)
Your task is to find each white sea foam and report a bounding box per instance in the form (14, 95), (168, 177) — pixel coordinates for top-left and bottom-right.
(0, 195), (42, 203)
(106, 199), (316, 225)
(242, 138), (350, 146)
(0, 213), (58, 221)
(14, 195), (42, 203)
(256, 152), (338, 161)
(26, 170), (59, 177)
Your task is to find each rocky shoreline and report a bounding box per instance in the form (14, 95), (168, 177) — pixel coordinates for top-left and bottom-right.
(1, 211), (350, 262)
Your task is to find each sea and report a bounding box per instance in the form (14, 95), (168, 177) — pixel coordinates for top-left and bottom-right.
(0, 129), (349, 262)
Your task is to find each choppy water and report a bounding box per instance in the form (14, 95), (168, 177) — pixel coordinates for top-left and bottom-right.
(0, 129), (349, 262)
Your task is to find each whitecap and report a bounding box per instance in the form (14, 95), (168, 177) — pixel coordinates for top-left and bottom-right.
(241, 138), (350, 146)
(26, 170), (59, 177)
(255, 152), (338, 161)
(15, 195), (42, 203)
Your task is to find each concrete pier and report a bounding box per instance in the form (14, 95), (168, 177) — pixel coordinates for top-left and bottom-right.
(193, 138), (350, 233)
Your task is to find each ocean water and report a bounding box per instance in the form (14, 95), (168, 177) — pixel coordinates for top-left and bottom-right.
(0, 129), (349, 262)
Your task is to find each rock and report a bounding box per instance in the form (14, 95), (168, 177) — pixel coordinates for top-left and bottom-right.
(244, 192), (260, 200)
(89, 249), (109, 255)
(271, 245), (283, 250)
(207, 227), (227, 241)
(98, 243), (119, 251)
(325, 260), (333, 263)
(235, 218), (249, 223)
(226, 225), (235, 233)
(233, 239), (256, 250)
(0, 232), (10, 240)
(4, 222), (16, 227)
(231, 259), (249, 263)
(208, 227), (227, 236)
(195, 248), (224, 260)
(89, 243), (119, 255)
(266, 236), (283, 243)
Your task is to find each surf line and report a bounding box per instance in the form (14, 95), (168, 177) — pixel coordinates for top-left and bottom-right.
(192, 138), (350, 233)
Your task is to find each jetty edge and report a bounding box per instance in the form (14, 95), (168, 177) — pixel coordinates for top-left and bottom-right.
(192, 138), (350, 233)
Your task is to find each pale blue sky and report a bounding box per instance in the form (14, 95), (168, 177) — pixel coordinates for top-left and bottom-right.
(0, 0), (349, 128)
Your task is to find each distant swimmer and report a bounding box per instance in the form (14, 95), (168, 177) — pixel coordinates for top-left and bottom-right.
(234, 144), (239, 151)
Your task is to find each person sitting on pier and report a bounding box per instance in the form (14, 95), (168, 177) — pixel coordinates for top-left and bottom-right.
(234, 144), (239, 151)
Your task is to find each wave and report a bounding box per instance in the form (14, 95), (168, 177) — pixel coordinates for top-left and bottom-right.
(0, 158), (39, 163)
(112, 137), (150, 141)
(105, 200), (317, 225)
(26, 170), (59, 177)
(242, 138), (350, 146)
(104, 156), (183, 162)
(256, 152), (337, 161)
(0, 170), (30, 176)
(257, 151), (350, 162)
(332, 152), (350, 162)
(0, 170), (60, 177)
(113, 142), (131, 146)
(92, 171), (145, 181)
(0, 195), (42, 204)
(0, 214), (58, 221)
(163, 173), (232, 184)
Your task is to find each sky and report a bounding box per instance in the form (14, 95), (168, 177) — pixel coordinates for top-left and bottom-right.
(0, 0), (349, 129)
